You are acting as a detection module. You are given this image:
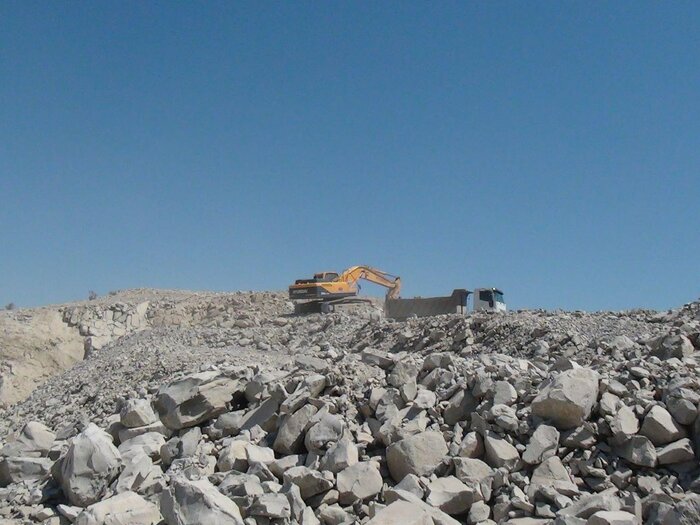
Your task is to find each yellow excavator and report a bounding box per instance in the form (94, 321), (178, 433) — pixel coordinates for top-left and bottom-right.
(289, 266), (401, 313)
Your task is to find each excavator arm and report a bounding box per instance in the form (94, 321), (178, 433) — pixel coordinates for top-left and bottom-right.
(336, 266), (402, 299)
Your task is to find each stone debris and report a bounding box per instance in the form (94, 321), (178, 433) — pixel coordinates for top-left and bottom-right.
(0, 289), (699, 523)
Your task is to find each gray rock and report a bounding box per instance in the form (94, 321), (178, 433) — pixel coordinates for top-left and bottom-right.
(282, 466), (334, 500)
(336, 461), (383, 503)
(587, 510), (638, 525)
(0, 421), (55, 458)
(395, 473), (425, 498)
(160, 477), (244, 524)
(493, 381), (518, 406)
(443, 389), (478, 425)
(386, 431), (448, 482)
(365, 500), (433, 525)
(557, 493), (622, 519)
(528, 456), (578, 499)
(657, 438), (695, 465)
(483, 431), (520, 470)
(665, 388), (700, 425)
(56, 423), (123, 507)
(426, 475), (481, 515)
(651, 334), (694, 360)
(120, 399), (158, 428)
(249, 493), (291, 519)
(384, 488), (462, 525)
(662, 493), (700, 525)
(609, 405), (639, 442)
(617, 435), (658, 467)
(0, 456), (53, 486)
(523, 425), (559, 465)
(155, 372), (243, 430)
(273, 404), (318, 455)
(117, 432), (166, 461)
(75, 491), (162, 525)
(320, 437), (358, 474)
(640, 406), (686, 446)
(304, 412), (345, 454)
(468, 501), (490, 524)
(361, 349), (395, 369)
(531, 368), (600, 430)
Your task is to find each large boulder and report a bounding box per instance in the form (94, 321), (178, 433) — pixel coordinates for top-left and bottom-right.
(663, 493), (700, 525)
(386, 431), (448, 482)
(0, 421), (55, 458)
(531, 368), (600, 429)
(523, 425), (559, 464)
(365, 500), (433, 525)
(273, 404), (318, 455)
(160, 477), (244, 525)
(640, 405), (687, 446)
(0, 456), (53, 486)
(120, 399), (158, 428)
(336, 461), (383, 504)
(425, 475), (481, 515)
(651, 334), (695, 360)
(56, 424), (123, 507)
(75, 491), (162, 525)
(282, 466), (334, 500)
(155, 372), (243, 430)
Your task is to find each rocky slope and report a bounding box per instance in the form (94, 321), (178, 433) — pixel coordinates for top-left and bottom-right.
(0, 290), (699, 525)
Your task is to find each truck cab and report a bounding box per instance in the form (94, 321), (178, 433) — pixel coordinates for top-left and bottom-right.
(473, 288), (506, 312)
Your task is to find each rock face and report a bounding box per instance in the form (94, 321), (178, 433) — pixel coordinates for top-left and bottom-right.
(531, 368), (600, 429)
(160, 477), (244, 525)
(155, 372), (243, 430)
(56, 424), (123, 507)
(386, 431), (448, 481)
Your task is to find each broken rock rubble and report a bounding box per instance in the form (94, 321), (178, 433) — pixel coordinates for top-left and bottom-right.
(0, 294), (698, 524)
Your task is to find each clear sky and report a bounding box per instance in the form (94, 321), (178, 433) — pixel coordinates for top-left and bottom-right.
(1, 2), (698, 311)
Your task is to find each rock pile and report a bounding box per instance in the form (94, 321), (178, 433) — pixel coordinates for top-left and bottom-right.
(0, 291), (699, 524)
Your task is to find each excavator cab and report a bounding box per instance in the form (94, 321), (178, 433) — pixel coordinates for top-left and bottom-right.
(314, 272), (339, 282)
(473, 288), (507, 312)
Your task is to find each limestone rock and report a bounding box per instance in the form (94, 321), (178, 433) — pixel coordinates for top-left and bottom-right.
(426, 475), (481, 515)
(386, 431), (448, 482)
(639, 406), (686, 446)
(483, 431), (520, 470)
(57, 424), (123, 507)
(588, 510), (638, 525)
(160, 477), (244, 525)
(365, 500), (433, 525)
(336, 461), (383, 504)
(523, 425), (559, 465)
(155, 372), (243, 430)
(75, 491), (162, 525)
(0, 456), (53, 486)
(531, 368), (600, 430)
(617, 435), (657, 467)
(283, 466), (334, 500)
(120, 399), (158, 428)
(273, 404), (318, 455)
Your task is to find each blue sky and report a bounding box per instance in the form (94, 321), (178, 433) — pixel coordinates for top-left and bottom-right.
(1, 2), (698, 310)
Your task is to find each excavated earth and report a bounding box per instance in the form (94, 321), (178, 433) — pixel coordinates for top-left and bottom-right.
(0, 289), (699, 525)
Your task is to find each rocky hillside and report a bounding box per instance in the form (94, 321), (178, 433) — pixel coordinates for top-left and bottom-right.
(0, 290), (699, 525)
